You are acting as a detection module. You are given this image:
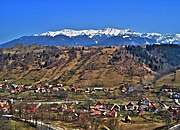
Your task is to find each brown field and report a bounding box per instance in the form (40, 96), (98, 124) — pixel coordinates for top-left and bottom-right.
(156, 70), (180, 87)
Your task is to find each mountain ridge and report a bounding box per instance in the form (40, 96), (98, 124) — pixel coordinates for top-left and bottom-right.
(1, 28), (180, 48)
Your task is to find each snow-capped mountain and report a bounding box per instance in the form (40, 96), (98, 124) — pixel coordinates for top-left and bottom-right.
(0, 28), (180, 48)
(32, 28), (140, 37)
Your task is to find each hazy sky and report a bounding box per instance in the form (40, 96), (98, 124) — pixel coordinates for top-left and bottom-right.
(0, 0), (180, 43)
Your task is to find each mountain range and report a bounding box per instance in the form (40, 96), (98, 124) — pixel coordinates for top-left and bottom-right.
(1, 28), (180, 48)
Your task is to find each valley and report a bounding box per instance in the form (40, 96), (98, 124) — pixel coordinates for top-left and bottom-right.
(0, 44), (180, 130)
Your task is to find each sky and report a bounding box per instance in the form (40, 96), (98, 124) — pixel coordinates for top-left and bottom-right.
(0, 0), (180, 43)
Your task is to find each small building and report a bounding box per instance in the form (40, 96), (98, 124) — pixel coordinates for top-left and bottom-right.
(94, 87), (104, 91)
(160, 85), (173, 92)
(172, 93), (180, 99)
(111, 104), (121, 111)
(90, 110), (101, 116)
(2, 115), (14, 120)
(52, 87), (59, 91)
(126, 102), (134, 110)
(104, 110), (118, 117)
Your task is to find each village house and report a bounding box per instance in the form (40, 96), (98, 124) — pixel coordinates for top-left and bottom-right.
(0, 100), (11, 113)
(71, 87), (83, 92)
(126, 102), (135, 110)
(138, 98), (158, 112)
(61, 104), (68, 112)
(0, 84), (5, 89)
(111, 104), (121, 111)
(104, 110), (118, 117)
(94, 87), (104, 91)
(39, 87), (46, 93)
(148, 102), (158, 112)
(90, 110), (101, 116)
(56, 83), (63, 87)
(104, 87), (116, 92)
(90, 101), (107, 116)
(25, 104), (40, 114)
(119, 85), (127, 93)
(24, 85), (32, 90)
(85, 88), (90, 93)
(168, 105), (180, 117)
(1, 106), (9, 113)
(68, 106), (75, 112)
(172, 92), (180, 99)
(9, 84), (23, 94)
(48, 84), (53, 88)
(160, 85), (173, 92)
(0, 101), (8, 109)
(143, 85), (153, 90)
(52, 87), (59, 91)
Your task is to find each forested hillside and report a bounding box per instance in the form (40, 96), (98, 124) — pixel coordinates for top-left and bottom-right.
(0, 44), (179, 87)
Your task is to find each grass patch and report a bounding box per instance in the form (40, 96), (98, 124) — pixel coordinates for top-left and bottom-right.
(9, 120), (36, 130)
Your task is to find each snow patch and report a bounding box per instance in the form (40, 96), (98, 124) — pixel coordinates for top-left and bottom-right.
(123, 35), (129, 38)
(33, 28), (140, 38)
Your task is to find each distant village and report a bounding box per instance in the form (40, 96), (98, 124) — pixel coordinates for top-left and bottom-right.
(0, 80), (180, 129)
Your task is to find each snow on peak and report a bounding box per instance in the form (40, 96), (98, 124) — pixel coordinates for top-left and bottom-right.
(146, 33), (162, 37)
(32, 28), (138, 38)
(176, 34), (180, 38)
(32, 28), (180, 44)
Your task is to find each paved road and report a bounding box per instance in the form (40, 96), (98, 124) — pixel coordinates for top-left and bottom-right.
(25, 100), (85, 105)
(169, 124), (180, 130)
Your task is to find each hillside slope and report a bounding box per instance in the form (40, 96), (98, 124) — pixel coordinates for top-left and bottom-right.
(0, 44), (180, 87)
